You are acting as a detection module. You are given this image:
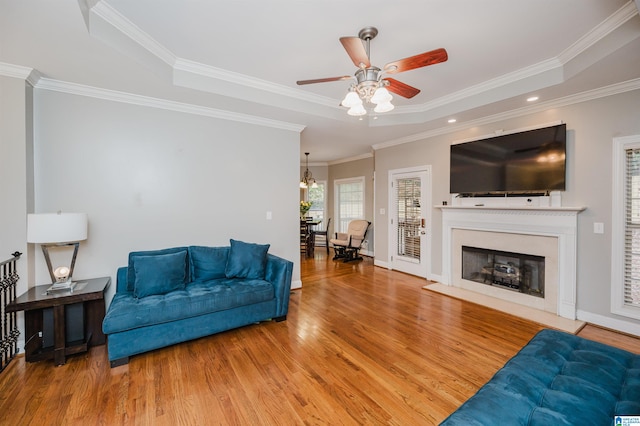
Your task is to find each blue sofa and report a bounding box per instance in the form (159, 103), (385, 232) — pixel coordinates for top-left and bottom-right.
(441, 329), (640, 425)
(102, 240), (293, 367)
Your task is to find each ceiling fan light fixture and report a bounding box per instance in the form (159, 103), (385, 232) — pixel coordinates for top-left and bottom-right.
(374, 101), (394, 113)
(297, 27), (448, 117)
(371, 87), (392, 104)
(348, 104), (367, 116)
(341, 91), (362, 108)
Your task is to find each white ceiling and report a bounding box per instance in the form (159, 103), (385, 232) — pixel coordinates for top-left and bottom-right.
(1, 0), (640, 163)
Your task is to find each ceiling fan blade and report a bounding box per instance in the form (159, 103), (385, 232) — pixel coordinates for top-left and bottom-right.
(339, 36), (370, 68)
(297, 76), (352, 85)
(385, 78), (421, 99)
(384, 48), (448, 74)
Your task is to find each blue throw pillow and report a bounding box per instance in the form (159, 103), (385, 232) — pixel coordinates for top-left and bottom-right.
(188, 246), (229, 281)
(225, 239), (270, 279)
(127, 246), (189, 292)
(132, 250), (188, 298)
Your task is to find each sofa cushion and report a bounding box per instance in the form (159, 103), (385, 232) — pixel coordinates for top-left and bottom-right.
(102, 278), (275, 334)
(225, 239), (270, 279)
(189, 246), (229, 281)
(127, 246), (189, 292)
(132, 251), (188, 298)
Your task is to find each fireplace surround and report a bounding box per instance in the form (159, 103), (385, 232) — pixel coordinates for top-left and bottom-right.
(439, 205), (584, 320)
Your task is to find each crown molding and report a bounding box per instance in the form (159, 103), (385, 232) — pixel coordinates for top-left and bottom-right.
(398, 57), (563, 116)
(174, 58), (338, 108)
(82, 1), (638, 126)
(0, 62), (42, 86)
(329, 152), (374, 166)
(86, 1), (341, 114)
(35, 78), (305, 133)
(372, 78), (640, 152)
(91, 0), (176, 67)
(558, 1), (639, 64)
(300, 162), (329, 167)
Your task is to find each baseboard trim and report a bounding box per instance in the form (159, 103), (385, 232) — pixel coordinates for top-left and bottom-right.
(577, 309), (640, 337)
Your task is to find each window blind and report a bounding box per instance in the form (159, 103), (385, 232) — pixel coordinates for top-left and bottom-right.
(336, 179), (364, 233)
(624, 147), (640, 307)
(394, 177), (421, 260)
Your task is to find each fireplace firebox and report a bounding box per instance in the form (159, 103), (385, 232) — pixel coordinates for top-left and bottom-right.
(461, 246), (545, 298)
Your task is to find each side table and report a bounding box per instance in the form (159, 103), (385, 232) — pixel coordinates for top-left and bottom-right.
(6, 276), (110, 366)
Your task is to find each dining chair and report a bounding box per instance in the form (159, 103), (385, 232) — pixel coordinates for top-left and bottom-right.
(312, 218), (331, 254)
(300, 220), (313, 257)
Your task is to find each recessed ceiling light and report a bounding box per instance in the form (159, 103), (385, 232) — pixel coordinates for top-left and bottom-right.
(527, 96), (539, 102)
(448, 118), (457, 123)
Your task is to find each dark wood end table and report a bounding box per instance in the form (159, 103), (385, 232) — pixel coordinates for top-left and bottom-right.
(7, 276), (110, 366)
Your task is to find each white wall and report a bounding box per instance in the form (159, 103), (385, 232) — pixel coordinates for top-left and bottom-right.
(0, 76), (34, 295)
(32, 89), (301, 302)
(374, 89), (640, 333)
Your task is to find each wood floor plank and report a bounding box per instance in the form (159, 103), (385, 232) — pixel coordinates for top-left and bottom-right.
(1, 251), (638, 425)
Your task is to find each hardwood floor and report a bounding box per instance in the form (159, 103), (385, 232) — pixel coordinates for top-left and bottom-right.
(1, 252), (638, 425)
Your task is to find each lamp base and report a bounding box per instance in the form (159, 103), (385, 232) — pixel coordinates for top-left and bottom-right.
(46, 280), (77, 294)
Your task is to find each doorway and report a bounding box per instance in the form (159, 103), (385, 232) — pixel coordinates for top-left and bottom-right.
(388, 166), (431, 277)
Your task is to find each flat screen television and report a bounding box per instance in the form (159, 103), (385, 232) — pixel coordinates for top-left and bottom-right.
(450, 123), (566, 195)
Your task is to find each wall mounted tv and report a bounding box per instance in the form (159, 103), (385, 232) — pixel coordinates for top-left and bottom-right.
(450, 123), (566, 195)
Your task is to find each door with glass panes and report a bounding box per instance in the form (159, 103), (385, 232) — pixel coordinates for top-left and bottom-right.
(389, 168), (431, 277)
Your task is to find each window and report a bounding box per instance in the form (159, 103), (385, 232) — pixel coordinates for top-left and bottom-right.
(612, 135), (640, 320)
(307, 181), (325, 221)
(335, 177), (365, 233)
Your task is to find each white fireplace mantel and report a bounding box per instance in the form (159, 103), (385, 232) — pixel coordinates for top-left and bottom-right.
(438, 205), (585, 320)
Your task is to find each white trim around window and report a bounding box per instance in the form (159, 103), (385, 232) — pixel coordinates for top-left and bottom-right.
(611, 134), (640, 320)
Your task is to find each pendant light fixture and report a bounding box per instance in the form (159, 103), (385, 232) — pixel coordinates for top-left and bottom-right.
(300, 152), (318, 189)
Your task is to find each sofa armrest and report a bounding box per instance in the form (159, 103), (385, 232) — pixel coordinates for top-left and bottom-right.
(265, 253), (293, 317)
(115, 266), (129, 293)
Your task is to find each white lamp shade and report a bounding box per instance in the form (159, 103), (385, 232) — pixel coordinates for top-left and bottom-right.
(27, 213), (88, 244)
(371, 87), (392, 104)
(347, 104), (367, 116)
(341, 91), (362, 108)
(374, 101), (395, 113)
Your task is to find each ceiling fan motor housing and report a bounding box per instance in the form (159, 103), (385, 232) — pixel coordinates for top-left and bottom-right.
(354, 67), (384, 101)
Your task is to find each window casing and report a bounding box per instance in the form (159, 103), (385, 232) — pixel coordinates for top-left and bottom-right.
(612, 135), (640, 320)
(334, 177), (365, 233)
(307, 181), (326, 221)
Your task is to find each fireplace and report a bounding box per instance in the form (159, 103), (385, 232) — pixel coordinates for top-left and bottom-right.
(461, 246), (545, 297)
(439, 205), (584, 320)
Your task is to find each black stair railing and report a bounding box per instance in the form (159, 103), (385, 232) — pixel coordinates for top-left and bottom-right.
(0, 251), (21, 372)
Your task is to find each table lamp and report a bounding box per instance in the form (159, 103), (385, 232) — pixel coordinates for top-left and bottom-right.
(27, 212), (88, 289)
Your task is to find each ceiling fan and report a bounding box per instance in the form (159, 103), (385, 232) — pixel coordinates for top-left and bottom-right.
(296, 26), (448, 115)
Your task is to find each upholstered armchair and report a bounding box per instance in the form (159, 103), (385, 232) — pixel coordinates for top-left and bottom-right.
(330, 219), (370, 262)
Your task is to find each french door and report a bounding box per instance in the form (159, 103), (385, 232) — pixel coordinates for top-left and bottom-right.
(389, 167), (431, 277)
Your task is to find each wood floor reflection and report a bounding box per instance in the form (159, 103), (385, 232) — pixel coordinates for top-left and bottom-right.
(1, 251), (637, 425)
